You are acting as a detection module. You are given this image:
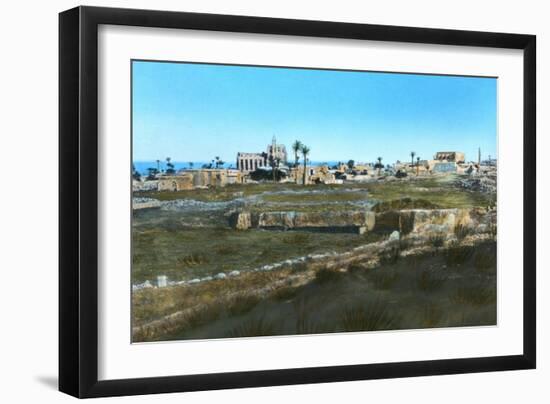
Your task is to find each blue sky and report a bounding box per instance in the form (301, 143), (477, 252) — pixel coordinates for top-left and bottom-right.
(132, 60), (496, 164)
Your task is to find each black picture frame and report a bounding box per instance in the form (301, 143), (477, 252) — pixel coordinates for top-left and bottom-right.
(59, 5), (536, 398)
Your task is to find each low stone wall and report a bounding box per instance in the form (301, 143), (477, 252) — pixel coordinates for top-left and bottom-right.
(133, 198), (162, 210)
(230, 207), (495, 237)
(375, 208), (495, 236)
(229, 210), (376, 234)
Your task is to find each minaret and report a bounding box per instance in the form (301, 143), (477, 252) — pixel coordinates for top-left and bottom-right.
(478, 147), (481, 165)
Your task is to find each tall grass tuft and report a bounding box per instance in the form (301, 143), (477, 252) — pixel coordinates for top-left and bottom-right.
(416, 269), (446, 293)
(226, 293), (261, 316)
(368, 269), (399, 290)
(282, 232), (311, 245)
(454, 224), (471, 241)
(215, 245), (238, 255)
(445, 245), (474, 267)
(339, 301), (398, 332)
(185, 303), (223, 329)
(421, 303), (444, 328)
(451, 283), (496, 306)
(474, 251), (497, 273)
(293, 297), (334, 334)
(226, 316), (275, 338)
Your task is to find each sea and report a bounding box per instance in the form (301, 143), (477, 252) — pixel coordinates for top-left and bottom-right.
(133, 160), (342, 174)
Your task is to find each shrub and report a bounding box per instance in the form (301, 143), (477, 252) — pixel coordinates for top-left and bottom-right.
(429, 234), (445, 248)
(176, 253), (209, 267)
(347, 262), (368, 273)
(271, 286), (303, 301)
(379, 246), (401, 265)
(315, 266), (346, 284)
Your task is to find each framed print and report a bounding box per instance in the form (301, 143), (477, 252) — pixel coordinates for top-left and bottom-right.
(59, 6), (536, 398)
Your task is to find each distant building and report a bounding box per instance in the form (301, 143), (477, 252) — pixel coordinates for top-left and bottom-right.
(236, 152), (267, 172)
(266, 136), (287, 165)
(426, 151), (466, 174)
(434, 151), (465, 164)
(432, 162), (457, 173)
(158, 169), (243, 191)
(157, 174), (194, 191)
(236, 136), (288, 173)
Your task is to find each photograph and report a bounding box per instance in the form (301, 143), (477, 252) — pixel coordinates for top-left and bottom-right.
(130, 60), (498, 342)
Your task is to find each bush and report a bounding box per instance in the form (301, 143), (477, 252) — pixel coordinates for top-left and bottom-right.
(176, 253), (209, 267)
(429, 234), (445, 248)
(271, 286), (303, 301)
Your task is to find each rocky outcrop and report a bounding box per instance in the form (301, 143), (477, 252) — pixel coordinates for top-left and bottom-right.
(454, 175), (497, 194)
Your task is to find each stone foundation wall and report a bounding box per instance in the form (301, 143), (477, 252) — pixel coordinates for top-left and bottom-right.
(230, 207), (495, 236)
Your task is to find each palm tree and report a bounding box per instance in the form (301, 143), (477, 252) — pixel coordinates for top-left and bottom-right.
(301, 144), (310, 185)
(273, 157), (281, 182)
(156, 159), (161, 173)
(166, 157), (175, 174)
(213, 156), (225, 169)
(416, 156), (421, 176)
(188, 162), (194, 169)
(132, 164), (141, 181)
(410, 151), (416, 167)
(292, 140), (302, 167)
(376, 156), (383, 175)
